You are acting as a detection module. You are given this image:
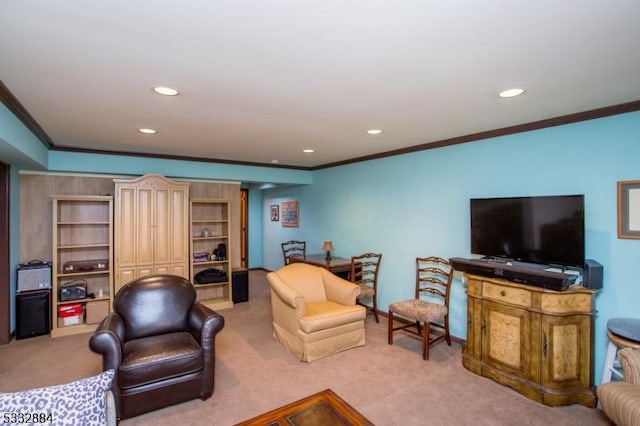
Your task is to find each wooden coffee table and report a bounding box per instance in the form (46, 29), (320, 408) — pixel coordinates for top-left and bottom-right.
(235, 389), (374, 426)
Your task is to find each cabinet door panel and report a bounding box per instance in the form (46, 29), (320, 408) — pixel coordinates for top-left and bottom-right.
(482, 300), (530, 376)
(136, 188), (154, 264)
(170, 189), (188, 263)
(154, 188), (171, 264)
(116, 268), (136, 291)
(169, 263), (187, 279)
(137, 266), (153, 278)
(116, 187), (136, 267)
(541, 315), (591, 389)
(154, 264), (169, 275)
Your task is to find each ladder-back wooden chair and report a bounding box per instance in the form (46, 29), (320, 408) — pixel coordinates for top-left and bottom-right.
(387, 256), (452, 360)
(281, 240), (306, 265)
(350, 252), (382, 323)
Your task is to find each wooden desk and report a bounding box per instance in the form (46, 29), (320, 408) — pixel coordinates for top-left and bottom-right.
(290, 253), (352, 277)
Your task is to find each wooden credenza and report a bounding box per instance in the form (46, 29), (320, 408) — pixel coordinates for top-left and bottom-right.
(463, 274), (597, 407)
(113, 174), (190, 291)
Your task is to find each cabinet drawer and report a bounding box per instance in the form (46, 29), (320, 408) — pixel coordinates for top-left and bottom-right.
(484, 282), (531, 308)
(541, 292), (592, 314)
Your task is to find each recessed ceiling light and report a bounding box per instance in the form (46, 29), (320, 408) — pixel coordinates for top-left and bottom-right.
(498, 88), (525, 98)
(367, 129), (383, 135)
(152, 86), (180, 96)
(138, 128), (157, 134)
(271, 159), (279, 163)
(302, 149), (315, 153)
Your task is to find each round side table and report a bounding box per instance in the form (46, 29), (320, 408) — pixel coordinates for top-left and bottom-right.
(601, 318), (640, 384)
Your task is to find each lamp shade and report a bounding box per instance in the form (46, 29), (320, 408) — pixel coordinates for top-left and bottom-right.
(322, 241), (334, 251)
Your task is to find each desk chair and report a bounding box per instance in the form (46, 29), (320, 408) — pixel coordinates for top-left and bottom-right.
(281, 240), (306, 265)
(388, 257), (452, 360)
(350, 252), (382, 323)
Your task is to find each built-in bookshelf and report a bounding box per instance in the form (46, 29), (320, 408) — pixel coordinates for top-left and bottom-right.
(51, 195), (113, 337)
(190, 198), (233, 310)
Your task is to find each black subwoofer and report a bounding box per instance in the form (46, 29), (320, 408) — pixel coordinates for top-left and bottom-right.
(232, 268), (249, 303)
(16, 290), (51, 339)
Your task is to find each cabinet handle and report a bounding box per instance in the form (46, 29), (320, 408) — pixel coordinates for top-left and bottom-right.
(543, 334), (548, 358)
(481, 319), (486, 335)
(500, 290), (506, 297)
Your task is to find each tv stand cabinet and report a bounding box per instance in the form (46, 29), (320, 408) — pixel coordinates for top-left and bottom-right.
(463, 274), (597, 407)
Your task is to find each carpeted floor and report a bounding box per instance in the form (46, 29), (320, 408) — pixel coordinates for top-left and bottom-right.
(0, 270), (609, 425)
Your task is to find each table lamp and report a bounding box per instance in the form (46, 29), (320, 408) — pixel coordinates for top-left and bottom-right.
(322, 241), (334, 261)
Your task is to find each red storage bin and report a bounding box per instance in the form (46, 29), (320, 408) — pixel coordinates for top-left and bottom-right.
(58, 303), (83, 327)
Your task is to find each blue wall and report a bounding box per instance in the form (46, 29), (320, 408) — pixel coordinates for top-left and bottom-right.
(263, 110), (640, 384)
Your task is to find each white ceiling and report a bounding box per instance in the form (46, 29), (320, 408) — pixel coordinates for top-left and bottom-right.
(1, 1), (639, 169)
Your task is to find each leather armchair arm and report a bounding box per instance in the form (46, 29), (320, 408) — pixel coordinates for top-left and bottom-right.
(619, 348), (640, 386)
(189, 303), (225, 398)
(189, 303), (225, 346)
(321, 269), (360, 305)
(89, 313), (125, 372)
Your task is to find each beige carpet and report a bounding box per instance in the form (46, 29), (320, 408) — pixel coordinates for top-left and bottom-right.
(0, 270), (609, 425)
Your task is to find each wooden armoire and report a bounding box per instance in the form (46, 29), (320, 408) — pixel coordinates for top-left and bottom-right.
(113, 174), (190, 291)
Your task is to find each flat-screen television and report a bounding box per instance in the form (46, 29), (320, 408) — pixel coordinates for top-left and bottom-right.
(470, 195), (584, 268)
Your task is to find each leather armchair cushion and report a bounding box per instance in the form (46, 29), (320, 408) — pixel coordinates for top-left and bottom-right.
(300, 301), (365, 333)
(119, 332), (203, 389)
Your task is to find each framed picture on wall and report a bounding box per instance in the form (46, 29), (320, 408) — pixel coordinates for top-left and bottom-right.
(618, 180), (640, 239)
(281, 200), (299, 227)
(270, 205), (279, 221)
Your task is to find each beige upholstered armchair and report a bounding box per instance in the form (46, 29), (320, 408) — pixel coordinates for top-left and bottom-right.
(597, 348), (640, 426)
(267, 263), (366, 362)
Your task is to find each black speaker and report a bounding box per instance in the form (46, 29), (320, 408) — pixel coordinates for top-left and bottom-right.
(16, 290), (51, 339)
(583, 259), (603, 289)
(232, 268), (249, 303)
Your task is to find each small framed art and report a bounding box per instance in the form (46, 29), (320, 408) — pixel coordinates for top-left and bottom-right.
(270, 205), (279, 222)
(618, 180), (640, 239)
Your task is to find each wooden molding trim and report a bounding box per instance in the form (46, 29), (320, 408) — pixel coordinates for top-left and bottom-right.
(0, 80), (53, 149)
(315, 100), (640, 169)
(1, 80), (638, 170)
(0, 161), (10, 344)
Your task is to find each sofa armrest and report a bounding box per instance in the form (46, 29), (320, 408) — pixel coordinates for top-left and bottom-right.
(89, 313), (125, 372)
(321, 269), (360, 305)
(189, 303), (225, 347)
(189, 303), (225, 398)
(268, 272), (306, 311)
(619, 348), (640, 386)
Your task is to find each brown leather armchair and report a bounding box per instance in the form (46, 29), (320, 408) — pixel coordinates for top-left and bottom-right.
(89, 274), (224, 420)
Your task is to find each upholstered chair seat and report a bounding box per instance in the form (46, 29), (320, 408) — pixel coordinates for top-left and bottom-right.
(388, 299), (448, 324)
(119, 332), (204, 389)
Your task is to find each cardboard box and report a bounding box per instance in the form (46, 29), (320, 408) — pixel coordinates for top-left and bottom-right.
(86, 300), (109, 324)
(58, 315), (82, 328)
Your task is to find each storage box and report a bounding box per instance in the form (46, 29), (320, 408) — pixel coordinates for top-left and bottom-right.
(85, 300), (109, 324)
(58, 303), (83, 327)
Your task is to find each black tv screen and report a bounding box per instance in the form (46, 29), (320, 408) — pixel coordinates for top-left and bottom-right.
(470, 195), (585, 268)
